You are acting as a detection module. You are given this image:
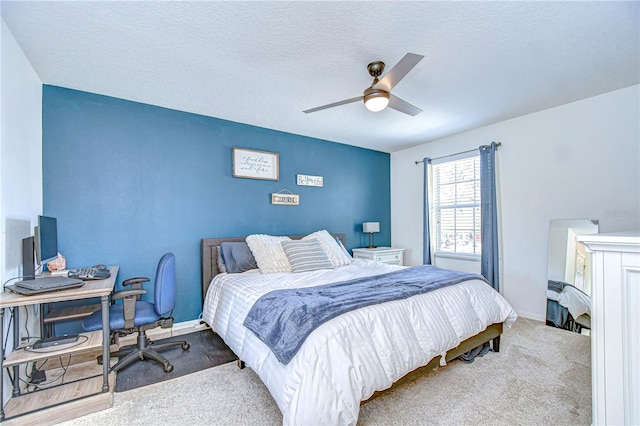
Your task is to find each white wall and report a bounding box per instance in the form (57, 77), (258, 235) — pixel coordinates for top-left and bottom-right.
(547, 226), (569, 282)
(391, 85), (640, 321)
(1, 19), (43, 277)
(1, 18), (43, 405)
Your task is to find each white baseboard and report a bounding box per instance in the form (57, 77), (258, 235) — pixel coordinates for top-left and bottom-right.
(119, 319), (209, 345)
(516, 310), (545, 322)
(167, 319), (208, 334)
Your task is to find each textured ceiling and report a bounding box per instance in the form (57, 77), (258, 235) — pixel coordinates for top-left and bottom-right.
(2, 1), (638, 153)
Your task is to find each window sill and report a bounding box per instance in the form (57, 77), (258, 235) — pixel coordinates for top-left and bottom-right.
(434, 253), (481, 262)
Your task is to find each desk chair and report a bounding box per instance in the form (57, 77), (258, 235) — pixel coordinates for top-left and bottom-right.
(82, 253), (190, 373)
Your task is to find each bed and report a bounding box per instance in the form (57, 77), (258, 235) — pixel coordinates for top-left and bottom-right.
(546, 279), (591, 332)
(201, 231), (517, 425)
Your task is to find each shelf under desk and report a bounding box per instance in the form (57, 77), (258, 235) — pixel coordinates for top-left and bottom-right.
(2, 371), (116, 424)
(4, 330), (103, 368)
(43, 304), (101, 324)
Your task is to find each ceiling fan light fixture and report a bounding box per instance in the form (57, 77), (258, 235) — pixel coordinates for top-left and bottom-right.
(304, 53), (423, 115)
(363, 88), (390, 112)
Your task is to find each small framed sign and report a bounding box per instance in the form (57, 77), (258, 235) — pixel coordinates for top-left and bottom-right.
(271, 191), (300, 206)
(233, 148), (279, 181)
(297, 174), (324, 187)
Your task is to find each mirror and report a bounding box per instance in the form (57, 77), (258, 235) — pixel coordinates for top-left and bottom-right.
(546, 219), (599, 335)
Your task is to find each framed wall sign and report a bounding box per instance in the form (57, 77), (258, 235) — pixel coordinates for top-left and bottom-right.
(297, 174), (324, 187)
(271, 192), (300, 206)
(233, 148), (279, 181)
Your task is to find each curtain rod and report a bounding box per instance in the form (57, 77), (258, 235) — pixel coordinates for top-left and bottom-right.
(414, 142), (501, 165)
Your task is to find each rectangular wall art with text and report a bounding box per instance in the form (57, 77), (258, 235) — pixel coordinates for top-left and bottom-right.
(233, 148), (279, 180)
(297, 174), (324, 187)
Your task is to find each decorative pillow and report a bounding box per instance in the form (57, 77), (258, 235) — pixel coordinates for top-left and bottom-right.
(281, 239), (334, 273)
(216, 246), (227, 273)
(220, 242), (258, 274)
(303, 230), (352, 267)
(334, 236), (353, 261)
(246, 234), (292, 273)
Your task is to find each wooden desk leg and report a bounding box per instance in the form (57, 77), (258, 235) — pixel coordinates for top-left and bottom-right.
(100, 295), (110, 392)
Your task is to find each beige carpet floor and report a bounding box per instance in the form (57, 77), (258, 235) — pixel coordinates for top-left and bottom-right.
(60, 317), (591, 425)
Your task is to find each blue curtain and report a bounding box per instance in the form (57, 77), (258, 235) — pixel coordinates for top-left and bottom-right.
(479, 142), (499, 291)
(423, 157), (432, 265)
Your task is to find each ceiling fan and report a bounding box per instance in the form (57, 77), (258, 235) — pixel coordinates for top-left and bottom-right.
(303, 53), (424, 116)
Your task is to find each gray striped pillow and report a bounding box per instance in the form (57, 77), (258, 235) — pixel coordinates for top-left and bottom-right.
(281, 239), (334, 273)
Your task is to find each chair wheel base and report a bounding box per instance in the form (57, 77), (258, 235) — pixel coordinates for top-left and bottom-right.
(94, 332), (189, 374)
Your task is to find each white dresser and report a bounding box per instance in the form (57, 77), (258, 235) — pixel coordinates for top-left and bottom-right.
(352, 247), (405, 266)
(577, 232), (640, 426)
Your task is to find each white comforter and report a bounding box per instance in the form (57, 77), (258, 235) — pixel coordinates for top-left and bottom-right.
(202, 260), (517, 425)
(557, 285), (591, 319)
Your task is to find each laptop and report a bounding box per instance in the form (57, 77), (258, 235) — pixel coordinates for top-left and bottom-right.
(7, 276), (84, 296)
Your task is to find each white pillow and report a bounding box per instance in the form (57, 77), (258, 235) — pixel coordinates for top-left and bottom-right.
(303, 230), (352, 267)
(246, 234), (292, 273)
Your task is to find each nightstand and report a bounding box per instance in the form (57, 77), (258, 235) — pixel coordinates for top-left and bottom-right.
(352, 247), (405, 266)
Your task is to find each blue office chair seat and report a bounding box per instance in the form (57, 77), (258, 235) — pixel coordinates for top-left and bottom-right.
(84, 301), (159, 330)
(83, 253), (190, 373)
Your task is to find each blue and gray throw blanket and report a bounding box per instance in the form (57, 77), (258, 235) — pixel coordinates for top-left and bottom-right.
(243, 265), (488, 364)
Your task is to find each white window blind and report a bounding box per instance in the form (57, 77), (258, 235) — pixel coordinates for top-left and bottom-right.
(433, 155), (481, 256)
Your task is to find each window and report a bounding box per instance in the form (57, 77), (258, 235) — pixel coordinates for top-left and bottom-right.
(432, 154), (481, 256)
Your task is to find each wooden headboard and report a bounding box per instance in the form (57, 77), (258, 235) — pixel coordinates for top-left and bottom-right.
(201, 233), (346, 300)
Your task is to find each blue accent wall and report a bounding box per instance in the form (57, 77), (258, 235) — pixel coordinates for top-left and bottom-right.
(42, 85), (390, 324)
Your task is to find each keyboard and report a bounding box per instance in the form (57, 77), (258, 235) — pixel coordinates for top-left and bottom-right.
(68, 266), (111, 280)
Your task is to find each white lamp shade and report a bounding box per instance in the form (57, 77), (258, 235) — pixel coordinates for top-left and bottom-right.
(363, 88), (390, 112)
(364, 96), (389, 112)
(363, 222), (380, 233)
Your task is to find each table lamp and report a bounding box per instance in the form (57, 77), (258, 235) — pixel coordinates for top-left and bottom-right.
(363, 222), (380, 248)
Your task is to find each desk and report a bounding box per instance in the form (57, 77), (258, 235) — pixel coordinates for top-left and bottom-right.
(0, 266), (118, 421)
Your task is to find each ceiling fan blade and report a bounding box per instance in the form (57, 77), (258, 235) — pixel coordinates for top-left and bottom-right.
(375, 53), (424, 91)
(303, 96), (363, 114)
(388, 94), (422, 116)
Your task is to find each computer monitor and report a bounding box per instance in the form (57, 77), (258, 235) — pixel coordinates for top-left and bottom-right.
(22, 215), (59, 280)
(35, 215), (58, 265)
